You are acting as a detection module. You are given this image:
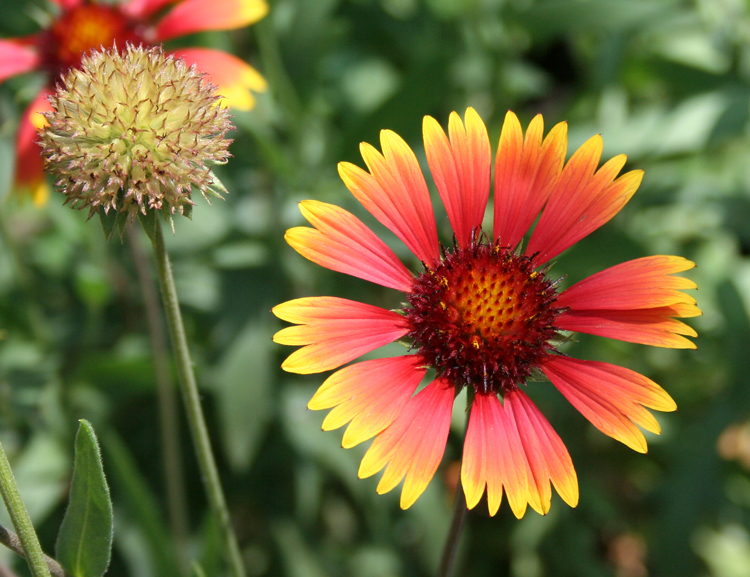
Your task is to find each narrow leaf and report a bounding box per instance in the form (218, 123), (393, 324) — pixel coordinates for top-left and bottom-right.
(56, 420), (114, 577)
(137, 210), (159, 244)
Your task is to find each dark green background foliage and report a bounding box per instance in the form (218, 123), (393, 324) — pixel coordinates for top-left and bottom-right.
(0, 0), (747, 575)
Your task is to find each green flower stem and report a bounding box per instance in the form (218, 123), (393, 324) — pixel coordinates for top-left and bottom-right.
(150, 220), (246, 577)
(127, 229), (190, 577)
(0, 524), (69, 577)
(0, 441), (52, 577)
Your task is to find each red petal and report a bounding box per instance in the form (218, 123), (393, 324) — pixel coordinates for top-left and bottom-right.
(123, 0), (174, 18)
(339, 131), (440, 267)
(358, 378), (454, 509)
(170, 48), (266, 111)
(493, 112), (567, 249)
(461, 392), (530, 517)
(155, 0), (268, 41)
(543, 356), (677, 453)
(273, 297), (409, 374)
(14, 90), (52, 205)
(527, 135), (642, 263)
(285, 200), (414, 292)
(0, 39), (39, 83)
(423, 107), (491, 248)
(556, 255), (697, 311)
(309, 356), (427, 448)
(557, 306), (698, 349)
(504, 388), (579, 515)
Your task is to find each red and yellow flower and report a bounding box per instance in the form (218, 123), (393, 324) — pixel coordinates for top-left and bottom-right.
(273, 108), (699, 517)
(0, 0), (268, 205)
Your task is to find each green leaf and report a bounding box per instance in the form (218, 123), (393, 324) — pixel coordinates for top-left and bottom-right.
(56, 420), (114, 577)
(97, 208), (117, 241)
(137, 209), (159, 245)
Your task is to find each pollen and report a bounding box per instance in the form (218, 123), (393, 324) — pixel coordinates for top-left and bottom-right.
(406, 240), (562, 395)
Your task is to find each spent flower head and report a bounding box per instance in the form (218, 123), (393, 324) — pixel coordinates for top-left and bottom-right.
(40, 44), (234, 226)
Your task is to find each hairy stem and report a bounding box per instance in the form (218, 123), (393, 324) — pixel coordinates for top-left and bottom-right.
(0, 443), (51, 577)
(150, 220), (246, 577)
(0, 524), (69, 577)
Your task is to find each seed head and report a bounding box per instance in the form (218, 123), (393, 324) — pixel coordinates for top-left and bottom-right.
(40, 44), (234, 221)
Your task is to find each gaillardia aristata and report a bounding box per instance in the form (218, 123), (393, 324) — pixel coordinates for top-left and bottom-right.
(273, 109), (699, 517)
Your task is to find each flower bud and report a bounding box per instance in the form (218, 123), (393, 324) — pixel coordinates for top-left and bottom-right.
(40, 44), (234, 222)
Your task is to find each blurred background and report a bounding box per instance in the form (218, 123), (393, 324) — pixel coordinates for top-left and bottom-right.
(0, 0), (746, 575)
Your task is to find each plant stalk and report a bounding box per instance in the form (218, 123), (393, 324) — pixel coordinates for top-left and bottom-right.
(437, 471), (468, 577)
(0, 442), (51, 577)
(150, 220), (246, 577)
(0, 524), (68, 577)
(127, 228), (190, 576)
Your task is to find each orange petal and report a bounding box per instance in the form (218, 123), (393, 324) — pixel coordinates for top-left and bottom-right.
(493, 112), (567, 249)
(155, 0), (268, 41)
(273, 297), (409, 374)
(543, 356), (677, 453)
(461, 392), (530, 518)
(557, 306), (698, 349)
(358, 378), (455, 509)
(504, 388), (579, 514)
(423, 107), (491, 248)
(170, 48), (266, 111)
(309, 356), (427, 448)
(0, 39), (40, 83)
(285, 200), (414, 292)
(557, 255), (698, 311)
(14, 90), (52, 206)
(339, 131), (440, 267)
(528, 135), (643, 263)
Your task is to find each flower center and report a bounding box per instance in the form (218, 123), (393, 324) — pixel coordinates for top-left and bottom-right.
(405, 241), (562, 395)
(40, 4), (144, 77)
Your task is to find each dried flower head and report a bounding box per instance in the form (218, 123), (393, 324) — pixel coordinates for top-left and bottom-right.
(40, 44), (234, 222)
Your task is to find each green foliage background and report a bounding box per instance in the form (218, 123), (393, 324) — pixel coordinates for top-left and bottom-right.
(0, 0), (747, 575)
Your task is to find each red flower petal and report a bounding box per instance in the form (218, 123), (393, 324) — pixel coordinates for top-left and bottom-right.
(170, 48), (266, 111)
(359, 377), (454, 509)
(0, 39), (40, 83)
(48, 0), (83, 9)
(14, 90), (52, 205)
(527, 136), (643, 264)
(122, 0), (174, 18)
(154, 0), (268, 41)
(504, 388), (579, 514)
(557, 306), (698, 349)
(423, 107), (491, 248)
(309, 356), (427, 448)
(285, 200), (414, 292)
(339, 131), (440, 267)
(273, 297), (409, 374)
(461, 392), (530, 517)
(556, 255), (697, 311)
(543, 356), (677, 453)
(493, 111), (567, 249)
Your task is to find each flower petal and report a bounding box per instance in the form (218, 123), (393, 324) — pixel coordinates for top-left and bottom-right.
(543, 356), (677, 453)
(285, 200), (414, 292)
(504, 388), (579, 515)
(339, 131), (440, 267)
(527, 134), (643, 263)
(309, 356), (427, 448)
(557, 306), (698, 349)
(493, 112), (567, 249)
(155, 0), (268, 41)
(0, 39), (40, 83)
(122, 0), (173, 18)
(556, 256), (697, 311)
(461, 392), (530, 518)
(14, 90), (52, 205)
(170, 48), (266, 111)
(273, 297), (409, 374)
(358, 377), (454, 509)
(423, 107), (491, 248)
